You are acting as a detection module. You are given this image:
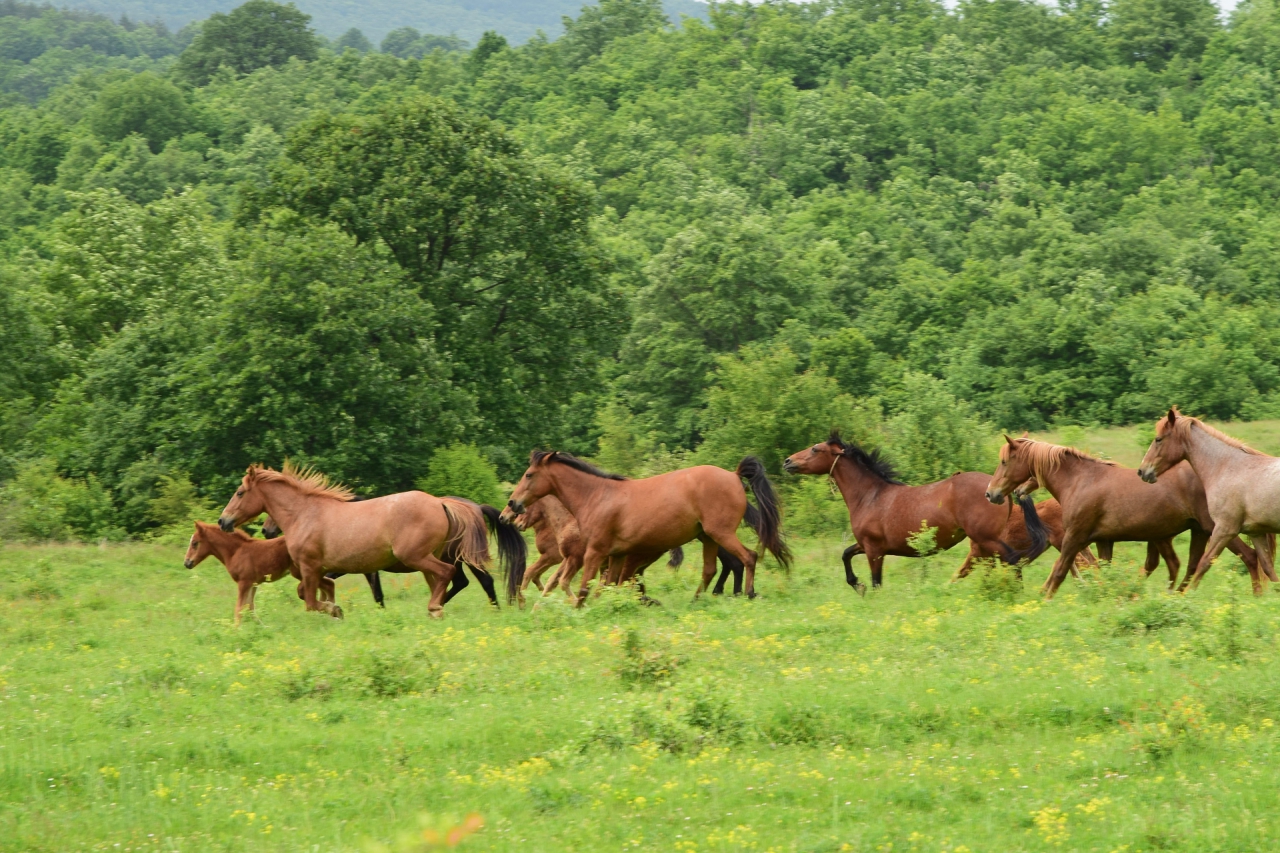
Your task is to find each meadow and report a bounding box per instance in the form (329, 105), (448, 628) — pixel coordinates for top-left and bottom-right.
(3, 523), (1280, 853)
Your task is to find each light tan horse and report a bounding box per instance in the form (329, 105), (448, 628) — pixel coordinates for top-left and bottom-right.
(184, 521), (334, 624)
(1139, 409), (1280, 593)
(217, 463), (503, 618)
(987, 437), (1264, 597)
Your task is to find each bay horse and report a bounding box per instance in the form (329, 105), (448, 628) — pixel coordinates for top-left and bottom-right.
(987, 436), (1263, 597)
(217, 463), (525, 618)
(783, 432), (1038, 591)
(506, 452), (789, 604)
(263, 510), (503, 608)
(1139, 408), (1280, 593)
(184, 521), (334, 624)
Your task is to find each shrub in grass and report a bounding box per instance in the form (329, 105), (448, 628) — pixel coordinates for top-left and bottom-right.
(363, 651), (435, 697)
(976, 558), (1021, 603)
(618, 628), (680, 689)
(1080, 560), (1146, 602)
(1115, 598), (1197, 633)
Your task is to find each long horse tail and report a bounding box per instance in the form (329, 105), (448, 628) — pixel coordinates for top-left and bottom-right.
(440, 497), (492, 575)
(999, 494), (1049, 565)
(480, 503), (528, 602)
(668, 546), (684, 568)
(736, 456), (793, 571)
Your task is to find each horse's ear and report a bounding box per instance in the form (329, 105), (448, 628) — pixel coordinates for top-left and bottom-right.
(1166, 408), (1178, 426)
(1004, 434), (1015, 446)
(1020, 431), (1030, 438)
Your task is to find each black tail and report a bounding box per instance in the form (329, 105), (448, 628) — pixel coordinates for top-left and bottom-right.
(736, 456), (792, 571)
(668, 546), (684, 568)
(998, 494), (1048, 565)
(480, 504), (527, 602)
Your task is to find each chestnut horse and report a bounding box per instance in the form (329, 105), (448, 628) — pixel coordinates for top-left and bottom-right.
(1139, 409), (1280, 593)
(263, 510), (503, 608)
(986, 437), (1262, 598)
(218, 463), (525, 618)
(783, 432), (1038, 592)
(506, 452), (789, 603)
(184, 521), (333, 624)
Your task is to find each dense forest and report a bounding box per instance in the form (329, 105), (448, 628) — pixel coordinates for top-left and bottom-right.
(2, 0), (1279, 540)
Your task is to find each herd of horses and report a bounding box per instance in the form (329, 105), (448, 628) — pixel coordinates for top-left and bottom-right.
(184, 407), (1280, 622)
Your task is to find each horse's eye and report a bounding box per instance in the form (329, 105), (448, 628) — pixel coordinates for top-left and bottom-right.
(1154, 437), (1162, 443)
(813, 446), (821, 452)
(236, 489), (244, 496)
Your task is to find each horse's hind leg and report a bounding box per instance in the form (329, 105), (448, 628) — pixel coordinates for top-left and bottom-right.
(1248, 534), (1271, 594)
(469, 566), (500, 607)
(712, 547), (744, 596)
(298, 564), (342, 619)
(234, 580), (253, 625)
(694, 538), (719, 599)
(1153, 540), (1179, 589)
(443, 562), (470, 604)
(951, 541), (981, 583)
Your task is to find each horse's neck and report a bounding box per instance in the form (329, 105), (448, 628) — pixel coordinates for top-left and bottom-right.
(546, 467), (610, 521)
(1184, 425), (1249, 487)
(1036, 454), (1094, 502)
(831, 459), (896, 522)
(258, 480), (311, 530)
(207, 530), (243, 563)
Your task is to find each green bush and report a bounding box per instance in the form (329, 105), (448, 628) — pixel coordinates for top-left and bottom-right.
(779, 477), (848, 538)
(0, 458), (121, 542)
(886, 373), (996, 484)
(417, 444), (503, 507)
(976, 558), (1023, 604)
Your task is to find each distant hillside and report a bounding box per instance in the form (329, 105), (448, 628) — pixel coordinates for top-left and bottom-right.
(56, 0), (710, 44)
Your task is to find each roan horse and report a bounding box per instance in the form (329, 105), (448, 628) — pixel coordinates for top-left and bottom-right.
(506, 452), (789, 603)
(987, 436), (1264, 597)
(783, 432), (1038, 591)
(1139, 408), (1280, 593)
(184, 521), (332, 624)
(217, 463), (525, 618)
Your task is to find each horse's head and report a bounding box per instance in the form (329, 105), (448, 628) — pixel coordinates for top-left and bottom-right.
(1014, 476), (1040, 499)
(507, 452), (558, 515)
(508, 500), (546, 532)
(782, 439), (843, 475)
(986, 436), (1033, 504)
(261, 514), (281, 539)
(1139, 408), (1186, 483)
(184, 522), (215, 569)
(218, 467), (268, 531)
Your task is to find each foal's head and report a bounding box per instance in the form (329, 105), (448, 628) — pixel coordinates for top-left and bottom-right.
(507, 450), (624, 515)
(218, 467), (269, 532)
(1139, 409), (1187, 483)
(986, 437), (1036, 505)
(184, 521), (219, 569)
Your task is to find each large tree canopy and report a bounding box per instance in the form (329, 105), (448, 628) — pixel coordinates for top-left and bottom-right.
(256, 96), (624, 453)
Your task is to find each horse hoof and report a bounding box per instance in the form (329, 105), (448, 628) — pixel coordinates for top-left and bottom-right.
(331, 607), (344, 620)
(854, 582), (867, 597)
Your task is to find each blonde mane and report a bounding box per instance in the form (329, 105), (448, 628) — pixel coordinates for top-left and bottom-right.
(1003, 437), (1113, 484)
(1173, 413), (1267, 457)
(252, 460), (356, 501)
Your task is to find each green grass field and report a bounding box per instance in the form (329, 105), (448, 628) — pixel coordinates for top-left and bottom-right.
(2, 534), (1279, 852)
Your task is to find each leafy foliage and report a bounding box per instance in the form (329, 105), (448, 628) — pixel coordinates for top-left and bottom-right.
(176, 0), (319, 86)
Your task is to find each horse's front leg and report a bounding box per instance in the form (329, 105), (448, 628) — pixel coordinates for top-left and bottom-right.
(1043, 536), (1087, 599)
(574, 548), (608, 607)
(297, 563), (341, 618)
(1248, 534), (1272, 595)
(234, 579), (253, 626)
(842, 543), (866, 594)
(1186, 526), (1241, 593)
(694, 538), (718, 599)
(950, 541), (981, 583)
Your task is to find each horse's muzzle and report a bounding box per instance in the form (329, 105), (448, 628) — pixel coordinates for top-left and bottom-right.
(507, 499), (525, 515)
(985, 489), (1005, 505)
(781, 459), (797, 474)
(183, 559), (195, 569)
(1138, 467), (1157, 484)
(217, 516), (235, 532)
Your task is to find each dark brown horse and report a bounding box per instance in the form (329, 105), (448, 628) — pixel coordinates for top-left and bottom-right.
(218, 463), (524, 618)
(184, 521), (332, 624)
(506, 453), (789, 603)
(986, 437), (1262, 597)
(783, 432), (1037, 591)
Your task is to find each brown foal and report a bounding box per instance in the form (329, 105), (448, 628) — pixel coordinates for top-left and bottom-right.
(184, 521), (334, 624)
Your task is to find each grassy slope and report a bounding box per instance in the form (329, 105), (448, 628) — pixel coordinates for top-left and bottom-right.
(1, 536), (1277, 852)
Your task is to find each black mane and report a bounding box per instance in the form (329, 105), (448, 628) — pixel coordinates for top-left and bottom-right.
(828, 430), (904, 484)
(530, 450), (627, 481)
